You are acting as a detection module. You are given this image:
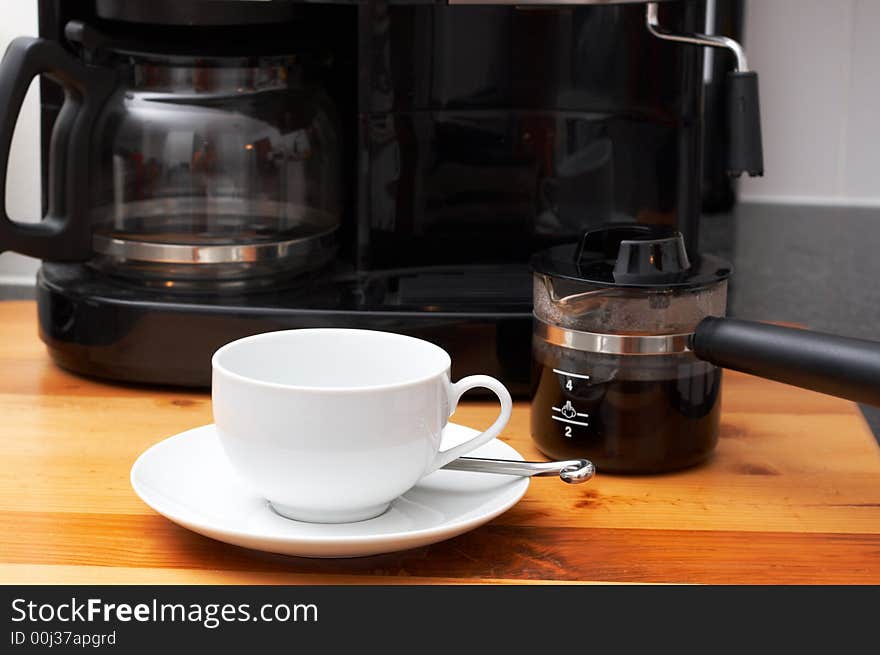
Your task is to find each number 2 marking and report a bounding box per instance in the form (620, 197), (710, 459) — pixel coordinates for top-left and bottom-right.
(564, 426), (572, 438)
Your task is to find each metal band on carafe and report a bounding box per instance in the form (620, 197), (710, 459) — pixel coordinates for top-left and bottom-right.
(534, 316), (694, 355)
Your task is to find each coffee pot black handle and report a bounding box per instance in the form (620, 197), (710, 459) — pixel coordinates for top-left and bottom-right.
(0, 37), (113, 261)
(693, 317), (880, 406)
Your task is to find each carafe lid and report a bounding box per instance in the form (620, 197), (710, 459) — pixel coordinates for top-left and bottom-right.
(531, 225), (731, 289)
(64, 20), (325, 60)
(95, 0), (300, 26)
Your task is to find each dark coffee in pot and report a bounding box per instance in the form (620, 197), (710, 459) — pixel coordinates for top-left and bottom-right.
(531, 341), (722, 473)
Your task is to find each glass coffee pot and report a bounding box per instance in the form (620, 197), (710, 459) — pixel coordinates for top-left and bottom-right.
(0, 21), (342, 291)
(531, 226), (731, 473)
(531, 225), (880, 474)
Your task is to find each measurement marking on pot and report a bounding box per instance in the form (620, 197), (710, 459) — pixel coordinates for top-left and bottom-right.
(552, 400), (589, 422)
(554, 407), (589, 417)
(551, 416), (590, 427)
(553, 369), (590, 380)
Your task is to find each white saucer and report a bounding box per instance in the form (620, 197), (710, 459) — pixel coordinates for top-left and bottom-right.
(131, 423), (529, 558)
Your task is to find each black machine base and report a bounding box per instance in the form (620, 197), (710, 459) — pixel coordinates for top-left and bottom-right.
(36, 263), (533, 394)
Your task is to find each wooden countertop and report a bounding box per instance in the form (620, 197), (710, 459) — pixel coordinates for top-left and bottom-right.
(2, 299), (879, 584)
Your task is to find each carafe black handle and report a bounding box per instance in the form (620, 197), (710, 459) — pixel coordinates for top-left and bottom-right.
(0, 37), (113, 260)
(693, 317), (880, 406)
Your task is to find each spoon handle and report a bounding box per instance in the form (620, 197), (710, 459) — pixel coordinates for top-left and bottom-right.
(443, 456), (595, 484)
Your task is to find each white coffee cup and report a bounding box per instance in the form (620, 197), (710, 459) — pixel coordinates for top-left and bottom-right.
(212, 328), (513, 523)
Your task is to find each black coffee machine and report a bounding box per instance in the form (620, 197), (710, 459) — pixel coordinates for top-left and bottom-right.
(0, 0), (760, 391)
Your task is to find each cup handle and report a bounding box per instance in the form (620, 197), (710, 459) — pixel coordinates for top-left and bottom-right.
(426, 375), (513, 474)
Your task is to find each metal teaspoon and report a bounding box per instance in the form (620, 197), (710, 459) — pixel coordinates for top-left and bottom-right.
(443, 457), (594, 484)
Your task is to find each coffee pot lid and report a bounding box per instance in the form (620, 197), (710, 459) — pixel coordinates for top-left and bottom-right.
(64, 20), (323, 60)
(531, 225), (731, 289)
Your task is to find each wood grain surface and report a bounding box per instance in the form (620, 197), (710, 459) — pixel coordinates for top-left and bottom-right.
(1, 300), (879, 584)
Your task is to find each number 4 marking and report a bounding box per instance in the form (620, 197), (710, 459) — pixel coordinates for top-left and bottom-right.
(566, 378), (573, 391)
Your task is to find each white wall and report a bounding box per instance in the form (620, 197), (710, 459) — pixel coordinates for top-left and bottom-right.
(0, 1), (878, 284)
(740, 0), (880, 206)
(0, 1), (40, 284)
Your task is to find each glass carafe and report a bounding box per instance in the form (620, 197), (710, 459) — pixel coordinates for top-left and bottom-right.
(89, 50), (342, 290)
(530, 226), (731, 473)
